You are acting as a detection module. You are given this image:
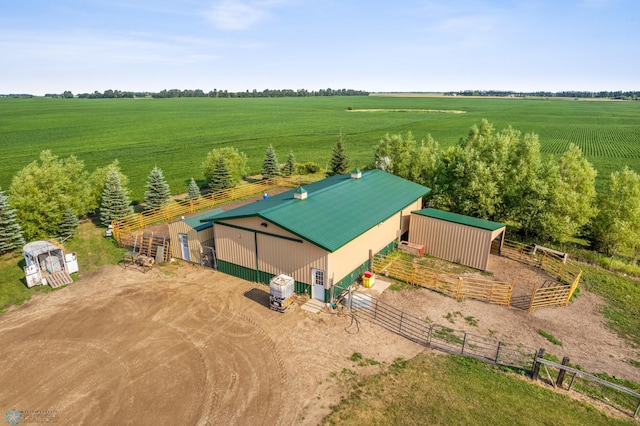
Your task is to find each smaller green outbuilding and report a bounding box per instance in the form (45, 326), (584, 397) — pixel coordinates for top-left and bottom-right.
(409, 208), (506, 271)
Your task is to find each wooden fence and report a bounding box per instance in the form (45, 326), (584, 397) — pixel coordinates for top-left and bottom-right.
(533, 355), (640, 418)
(347, 291), (537, 371)
(372, 253), (513, 306)
(111, 176), (302, 242)
(119, 232), (171, 263)
(501, 240), (582, 311)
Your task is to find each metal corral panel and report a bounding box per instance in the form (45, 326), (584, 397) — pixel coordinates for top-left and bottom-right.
(214, 224), (256, 269)
(168, 220), (214, 264)
(256, 233), (326, 285)
(409, 213), (504, 271)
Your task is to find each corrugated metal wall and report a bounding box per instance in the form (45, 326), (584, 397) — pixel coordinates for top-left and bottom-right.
(256, 233), (326, 285)
(168, 221), (214, 264)
(329, 210), (403, 287)
(215, 225), (257, 269)
(409, 214), (501, 271)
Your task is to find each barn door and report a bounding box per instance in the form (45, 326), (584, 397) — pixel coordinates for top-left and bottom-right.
(312, 269), (325, 302)
(201, 245), (216, 269)
(179, 234), (190, 262)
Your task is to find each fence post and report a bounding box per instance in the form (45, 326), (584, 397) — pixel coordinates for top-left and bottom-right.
(399, 312), (404, 333)
(369, 249), (373, 272)
(531, 348), (545, 380)
(556, 356), (570, 388)
(427, 324), (433, 347)
(374, 299), (378, 320)
(495, 341), (502, 363)
(461, 332), (467, 355)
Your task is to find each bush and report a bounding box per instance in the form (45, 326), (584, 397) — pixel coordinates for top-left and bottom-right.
(296, 162), (320, 175)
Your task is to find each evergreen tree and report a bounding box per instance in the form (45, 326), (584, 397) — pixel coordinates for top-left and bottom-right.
(209, 156), (233, 191)
(100, 169), (133, 226)
(187, 178), (201, 199)
(261, 145), (280, 179)
(202, 147), (248, 186)
(283, 150), (296, 177)
(144, 166), (171, 209)
(327, 132), (350, 176)
(0, 187), (25, 254)
(58, 206), (79, 240)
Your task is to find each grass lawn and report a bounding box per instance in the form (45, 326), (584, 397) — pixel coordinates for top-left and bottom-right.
(578, 264), (640, 347)
(323, 353), (637, 426)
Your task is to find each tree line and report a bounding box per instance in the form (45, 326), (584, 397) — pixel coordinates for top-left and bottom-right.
(1, 120), (637, 266)
(442, 90), (640, 100)
(372, 120), (640, 263)
(45, 88), (369, 99)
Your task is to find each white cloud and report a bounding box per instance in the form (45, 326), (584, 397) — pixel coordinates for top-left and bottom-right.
(205, 0), (270, 30)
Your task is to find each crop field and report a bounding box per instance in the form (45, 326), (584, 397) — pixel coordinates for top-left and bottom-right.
(1, 96), (639, 199)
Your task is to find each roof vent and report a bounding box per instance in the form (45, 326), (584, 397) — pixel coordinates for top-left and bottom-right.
(294, 186), (307, 200)
(351, 168), (362, 179)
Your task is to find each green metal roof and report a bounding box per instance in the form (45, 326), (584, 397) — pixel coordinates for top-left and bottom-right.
(183, 208), (223, 231)
(207, 170), (430, 252)
(413, 208), (505, 231)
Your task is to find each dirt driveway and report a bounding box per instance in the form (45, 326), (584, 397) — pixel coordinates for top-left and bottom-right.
(0, 263), (421, 425)
(1, 257), (638, 425)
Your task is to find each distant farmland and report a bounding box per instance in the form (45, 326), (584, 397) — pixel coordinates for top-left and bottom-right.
(1, 96), (639, 200)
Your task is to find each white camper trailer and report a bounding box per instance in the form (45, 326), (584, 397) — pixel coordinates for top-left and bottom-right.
(23, 241), (77, 288)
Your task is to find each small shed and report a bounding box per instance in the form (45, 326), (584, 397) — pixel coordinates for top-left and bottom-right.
(23, 240), (77, 288)
(168, 208), (223, 266)
(409, 208), (506, 271)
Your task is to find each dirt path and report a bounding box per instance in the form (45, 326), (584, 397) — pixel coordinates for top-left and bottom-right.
(0, 263), (421, 425)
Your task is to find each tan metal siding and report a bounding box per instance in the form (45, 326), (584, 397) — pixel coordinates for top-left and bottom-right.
(214, 224), (256, 269)
(168, 220), (214, 263)
(256, 233), (326, 285)
(409, 214), (495, 270)
(401, 199), (422, 235)
(221, 217), (302, 240)
(329, 211), (401, 286)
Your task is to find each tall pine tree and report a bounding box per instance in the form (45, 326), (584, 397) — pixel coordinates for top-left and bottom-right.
(187, 178), (201, 199)
(144, 166), (171, 209)
(327, 132), (350, 176)
(0, 188), (25, 254)
(283, 150), (296, 177)
(100, 169), (133, 226)
(210, 156), (233, 191)
(58, 206), (79, 241)
(261, 145), (280, 179)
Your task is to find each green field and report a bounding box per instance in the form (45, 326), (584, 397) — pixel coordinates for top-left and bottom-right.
(1, 96), (639, 199)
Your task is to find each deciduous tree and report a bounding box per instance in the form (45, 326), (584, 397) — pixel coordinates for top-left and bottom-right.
(9, 150), (91, 240)
(590, 167), (640, 260)
(202, 147), (248, 185)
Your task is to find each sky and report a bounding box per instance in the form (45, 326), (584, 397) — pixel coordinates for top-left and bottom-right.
(1, 0), (638, 95)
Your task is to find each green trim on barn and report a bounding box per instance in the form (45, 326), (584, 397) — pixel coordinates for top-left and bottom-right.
(217, 260), (257, 282)
(412, 208), (505, 231)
